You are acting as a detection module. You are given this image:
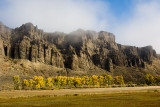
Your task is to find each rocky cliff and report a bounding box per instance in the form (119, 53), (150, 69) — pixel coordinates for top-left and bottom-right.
(0, 22), (158, 72)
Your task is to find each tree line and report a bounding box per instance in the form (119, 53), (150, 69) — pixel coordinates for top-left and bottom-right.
(13, 74), (125, 90)
(145, 74), (160, 85)
(13, 74), (160, 90)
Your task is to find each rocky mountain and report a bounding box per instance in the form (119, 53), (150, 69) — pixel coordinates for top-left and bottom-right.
(0, 22), (159, 73)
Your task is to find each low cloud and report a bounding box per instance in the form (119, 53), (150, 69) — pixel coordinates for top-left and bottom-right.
(114, 0), (160, 53)
(0, 0), (110, 33)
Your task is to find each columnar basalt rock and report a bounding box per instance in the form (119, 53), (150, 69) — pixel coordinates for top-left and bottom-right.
(0, 22), (159, 72)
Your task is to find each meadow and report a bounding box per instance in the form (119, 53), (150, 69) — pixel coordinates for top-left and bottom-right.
(0, 86), (160, 107)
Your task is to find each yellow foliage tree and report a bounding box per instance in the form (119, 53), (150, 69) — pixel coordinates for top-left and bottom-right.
(91, 75), (99, 86)
(33, 76), (45, 89)
(82, 76), (90, 86)
(74, 77), (82, 87)
(113, 75), (124, 85)
(29, 79), (34, 88)
(99, 76), (104, 87)
(145, 74), (154, 85)
(59, 76), (67, 86)
(46, 77), (53, 88)
(22, 79), (29, 89)
(154, 75), (160, 84)
(103, 74), (112, 86)
(52, 76), (59, 86)
(13, 75), (20, 90)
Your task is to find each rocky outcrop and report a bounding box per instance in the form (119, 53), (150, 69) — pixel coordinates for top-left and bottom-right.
(0, 22), (158, 72)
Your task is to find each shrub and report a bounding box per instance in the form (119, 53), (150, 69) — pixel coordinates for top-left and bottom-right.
(126, 81), (136, 87)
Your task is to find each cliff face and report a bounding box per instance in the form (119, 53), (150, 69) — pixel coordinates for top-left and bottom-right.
(0, 22), (158, 72)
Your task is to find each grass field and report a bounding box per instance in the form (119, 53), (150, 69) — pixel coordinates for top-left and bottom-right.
(0, 86), (160, 107)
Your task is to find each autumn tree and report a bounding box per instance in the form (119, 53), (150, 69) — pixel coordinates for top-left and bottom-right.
(59, 76), (67, 87)
(72, 77), (82, 87)
(145, 74), (154, 85)
(29, 79), (34, 88)
(52, 76), (59, 86)
(33, 76), (45, 89)
(113, 75), (124, 85)
(91, 75), (99, 86)
(154, 75), (160, 84)
(67, 77), (74, 87)
(81, 76), (90, 86)
(22, 79), (29, 89)
(13, 75), (20, 90)
(103, 74), (112, 86)
(99, 76), (104, 87)
(46, 77), (53, 88)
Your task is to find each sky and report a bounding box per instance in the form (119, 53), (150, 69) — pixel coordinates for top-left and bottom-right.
(0, 0), (160, 53)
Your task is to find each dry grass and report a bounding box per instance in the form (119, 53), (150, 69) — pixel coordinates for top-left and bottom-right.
(0, 86), (160, 99)
(0, 86), (160, 107)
